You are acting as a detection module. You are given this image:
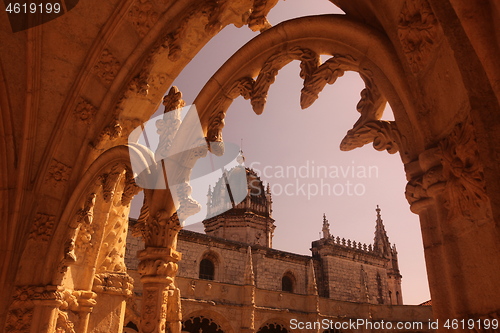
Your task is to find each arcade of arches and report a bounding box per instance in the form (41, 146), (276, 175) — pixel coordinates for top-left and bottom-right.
(1, 0), (499, 332)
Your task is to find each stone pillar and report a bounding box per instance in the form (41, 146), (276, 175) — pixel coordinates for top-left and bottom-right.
(4, 285), (62, 333)
(138, 247), (182, 333)
(405, 119), (500, 331)
(88, 273), (133, 333)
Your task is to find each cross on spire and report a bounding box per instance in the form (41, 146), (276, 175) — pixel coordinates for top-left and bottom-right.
(322, 213), (331, 239)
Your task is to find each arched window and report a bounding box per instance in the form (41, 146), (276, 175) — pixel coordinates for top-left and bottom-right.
(258, 323), (289, 333)
(182, 316), (223, 333)
(281, 273), (294, 292)
(199, 258), (215, 280)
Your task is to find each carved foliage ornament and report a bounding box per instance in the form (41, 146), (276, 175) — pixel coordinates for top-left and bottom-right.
(405, 118), (491, 222)
(73, 98), (97, 124)
(93, 49), (121, 85)
(439, 119), (491, 222)
(398, 0), (440, 73)
(5, 285), (63, 333)
(340, 120), (404, 155)
(46, 159), (72, 185)
(29, 213), (56, 242)
(128, 0), (160, 38)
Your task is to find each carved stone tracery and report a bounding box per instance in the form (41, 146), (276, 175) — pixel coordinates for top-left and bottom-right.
(204, 46), (401, 159)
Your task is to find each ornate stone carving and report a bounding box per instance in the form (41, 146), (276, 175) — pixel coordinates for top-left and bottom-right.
(5, 285), (64, 333)
(398, 0), (440, 73)
(93, 49), (121, 85)
(300, 55), (349, 109)
(140, 211), (182, 249)
(28, 213), (56, 242)
(405, 119), (490, 221)
(73, 98), (97, 124)
(175, 182), (201, 222)
(128, 72), (150, 96)
(101, 121), (123, 141)
(56, 310), (76, 333)
(122, 171), (141, 206)
(128, 0), (160, 38)
(138, 246), (182, 333)
(93, 272), (134, 296)
(340, 120), (404, 155)
(251, 46), (320, 115)
(204, 48), (391, 162)
(46, 159), (72, 184)
(99, 164), (123, 203)
(155, 86), (184, 160)
(74, 193), (97, 257)
(248, 0), (279, 32)
(439, 118), (491, 221)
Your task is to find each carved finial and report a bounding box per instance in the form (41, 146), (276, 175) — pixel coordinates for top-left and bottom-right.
(307, 259), (318, 296)
(244, 246), (255, 285)
(162, 86), (185, 113)
(374, 205), (392, 257)
(322, 213), (330, 239)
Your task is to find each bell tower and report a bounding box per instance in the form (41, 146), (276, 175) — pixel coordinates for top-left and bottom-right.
(203, 159), (275, 247)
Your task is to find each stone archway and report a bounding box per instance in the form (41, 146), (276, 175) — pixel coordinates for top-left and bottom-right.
(2, 1), (500, 333)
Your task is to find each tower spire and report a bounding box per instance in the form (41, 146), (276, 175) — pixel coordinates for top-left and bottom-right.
(322, 213), (331, 239)
(373, 205), (391, 257)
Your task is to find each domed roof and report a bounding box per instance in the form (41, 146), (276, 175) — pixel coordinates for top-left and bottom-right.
(206, 166), (271, 218)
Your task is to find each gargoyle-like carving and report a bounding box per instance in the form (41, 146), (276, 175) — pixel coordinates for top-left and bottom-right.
(398, 0), (440, 73)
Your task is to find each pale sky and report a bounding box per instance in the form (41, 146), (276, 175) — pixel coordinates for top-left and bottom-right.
(131, 0), (430, 305)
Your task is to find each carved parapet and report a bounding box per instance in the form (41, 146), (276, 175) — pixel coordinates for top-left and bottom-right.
(92, 273), (134, 296)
